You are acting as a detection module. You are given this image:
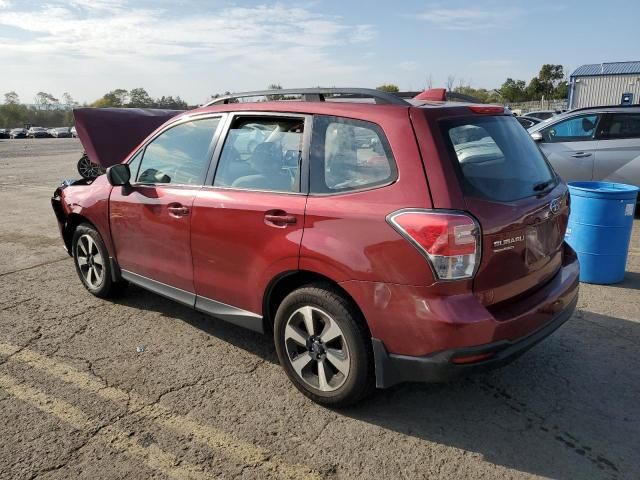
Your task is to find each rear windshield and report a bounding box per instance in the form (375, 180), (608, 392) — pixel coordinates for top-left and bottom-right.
(441, 115), (556, 202)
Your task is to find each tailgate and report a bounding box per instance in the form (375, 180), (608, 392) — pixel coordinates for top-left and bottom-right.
(440, 113), (569, 307)
(469, 188), (569, 306)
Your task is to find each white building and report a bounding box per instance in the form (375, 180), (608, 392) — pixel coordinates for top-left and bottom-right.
(569, 61), (640, 109)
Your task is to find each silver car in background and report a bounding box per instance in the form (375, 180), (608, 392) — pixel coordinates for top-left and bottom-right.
(50, 127), (72, 138)
(529, 106), (640, 189)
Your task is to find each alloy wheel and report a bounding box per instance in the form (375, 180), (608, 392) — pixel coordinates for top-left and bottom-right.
(78, 156), (105, 179)
(284, 306), (351, 392)
(76, 234), (105, 289)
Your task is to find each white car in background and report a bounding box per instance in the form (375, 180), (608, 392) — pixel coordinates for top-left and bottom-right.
(529, 106), (640, 193)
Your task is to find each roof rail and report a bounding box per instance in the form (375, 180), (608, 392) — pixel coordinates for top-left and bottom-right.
(204, 88), (410, 107)
(567, 104), (638, 113)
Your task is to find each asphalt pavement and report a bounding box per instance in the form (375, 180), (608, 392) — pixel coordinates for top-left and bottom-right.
(1, 138), (639, 479)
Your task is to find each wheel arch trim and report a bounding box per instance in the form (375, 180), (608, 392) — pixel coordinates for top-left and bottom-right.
(262, 270), (370, 336)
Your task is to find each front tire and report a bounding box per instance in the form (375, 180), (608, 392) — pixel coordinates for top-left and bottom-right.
(274, 284), (374, 407)
(72, 224), (124, 298)
(77, 154), (105, 179)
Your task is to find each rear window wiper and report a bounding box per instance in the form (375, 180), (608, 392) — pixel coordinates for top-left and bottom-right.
(533, 180), (553, 192)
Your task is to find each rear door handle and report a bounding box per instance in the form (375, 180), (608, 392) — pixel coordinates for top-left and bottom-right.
(264, 210), (297, 227)
(167, 203), (190, 217)
(571, 152), (592, 158)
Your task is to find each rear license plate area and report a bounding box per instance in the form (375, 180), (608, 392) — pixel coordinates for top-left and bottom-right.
(526, 219), (561, 266)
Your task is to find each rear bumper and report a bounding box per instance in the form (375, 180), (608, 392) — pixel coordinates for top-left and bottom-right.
(372, 293), (576, 388)
(340, 242), (580, 388)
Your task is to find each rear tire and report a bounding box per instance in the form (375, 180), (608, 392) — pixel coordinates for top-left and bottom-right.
(274, 283), (374, 407)
(72, 224), (125, 298)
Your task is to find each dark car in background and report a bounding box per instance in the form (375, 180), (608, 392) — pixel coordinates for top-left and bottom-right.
(52, 88), (579, 406)
(526, 110), (565, 121)
(0, 128), (10, 139)
(27, 127), (50, 138)
(10, 128), (27, 139)
(516, 115), (544, 129)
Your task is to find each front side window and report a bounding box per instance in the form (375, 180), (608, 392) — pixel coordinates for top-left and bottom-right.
(127, 150), (143, 180)
(310, 116), (396, 193)
(599, 113), (640, 140)
(136, 117), (220, 185)
(214, 116), (304, 193)
(540, 114), (600, 142)
(443, 115), (556, 202)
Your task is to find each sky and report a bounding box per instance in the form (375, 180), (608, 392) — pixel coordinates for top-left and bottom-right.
(1, 0), (639, 105)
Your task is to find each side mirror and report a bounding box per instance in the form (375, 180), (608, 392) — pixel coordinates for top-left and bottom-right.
(530, 132), (543, 142)
(106, 163), (131, 186)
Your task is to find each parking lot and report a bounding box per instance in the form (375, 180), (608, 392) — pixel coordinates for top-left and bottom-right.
(0, 137), (639, 479)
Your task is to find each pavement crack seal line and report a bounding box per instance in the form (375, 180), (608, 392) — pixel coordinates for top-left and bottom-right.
(476, 379), (620, 475)
(0, 342), (322, 480)
(0, 257), (70, 277)
(0, 372), (215, 480)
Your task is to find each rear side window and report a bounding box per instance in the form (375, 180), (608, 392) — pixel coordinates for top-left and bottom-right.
(442, 115), (556, 202)
(599, 113), (640, 139)
(213, 116), (304, 193)
(310, 116), (396, 193)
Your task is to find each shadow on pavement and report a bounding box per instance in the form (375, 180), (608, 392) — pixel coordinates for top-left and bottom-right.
(112, 284), (279, 364)
(345, 309), (639, 480)
(602, 270), (640, 291)
(113, 286), (639, 480)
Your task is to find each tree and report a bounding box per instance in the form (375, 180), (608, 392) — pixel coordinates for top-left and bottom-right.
(128, 88), (154, 108)
(266, 84), (284, 101)
(539, 64), (564, 84)
(4, 91), (19, 105)
(531, 64), (565, 98)
(62, 92), (78, 109)
(112, 89), (129, 105)
(155, 95), (188, 109)
(92, 89), (129, 107)
(526, 77), (545, 99)
(453, 85), (501, 104)
(34, 92), (58, 110)
(499, 78), (527, 103)
(553, 81), (569, 100)
(446, 75), (456, 92)
(376, 84), (400, 93)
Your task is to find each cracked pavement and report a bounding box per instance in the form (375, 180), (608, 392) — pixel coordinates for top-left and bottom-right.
(1, 138), (639, 479)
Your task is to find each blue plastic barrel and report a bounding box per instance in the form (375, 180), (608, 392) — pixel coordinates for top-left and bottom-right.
(565, 181), (638, 284)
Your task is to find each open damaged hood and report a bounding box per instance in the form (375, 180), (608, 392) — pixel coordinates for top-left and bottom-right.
(73, 107), (185, 167)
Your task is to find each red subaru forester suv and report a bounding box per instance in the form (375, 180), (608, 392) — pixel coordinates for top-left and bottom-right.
(52, 88), (579, 406)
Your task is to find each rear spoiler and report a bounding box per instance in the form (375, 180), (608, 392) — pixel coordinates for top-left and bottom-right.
(73, 107), (185, 168)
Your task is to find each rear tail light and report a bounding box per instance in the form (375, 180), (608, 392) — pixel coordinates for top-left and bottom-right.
(387, 210), (481, 281)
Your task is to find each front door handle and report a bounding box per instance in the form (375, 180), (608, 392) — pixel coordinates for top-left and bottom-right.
(264, 210), (297, 227)
(167, 203), (190, 217)
(571, 152), (592, 158)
